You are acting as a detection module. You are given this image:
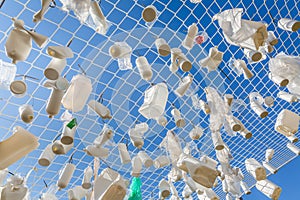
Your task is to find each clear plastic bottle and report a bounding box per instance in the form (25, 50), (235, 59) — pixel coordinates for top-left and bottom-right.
(0, 59), (17, 90)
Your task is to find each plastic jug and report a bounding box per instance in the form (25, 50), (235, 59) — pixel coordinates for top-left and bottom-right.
(57, 163), (76, 189)
(62, 74), (92, 112)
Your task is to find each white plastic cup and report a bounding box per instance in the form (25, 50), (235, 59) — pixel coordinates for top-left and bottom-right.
(19, 104), (34, 123)
(175, 75), (193, 97)
(250, 101), (268, 118)
(154, 155), (170, 168)
(240, 181), (251, 195)
(131, 156), (143, 177)
(68, 185), (87, 200)
(155, 38), (171, 56)
(142, 6), (157, 23)
(211, 131), (224, 150)
(262, 161), (277, 174)
(256, 179), (282, 200)
(178, 53), (192, 72)
(267, 31), (278, 46)
(109, 42), (131, 59)
(225, 115), (241, 132)
(244, 48), (263, 62)
(159, 179), (171, 198)
(57, 163), (76, 189)
(52, 140), (73, 155)
(278, 18), (300, 32)
(275, 109), (299, 137)
(129, 129), (144, 149)
(189, 126), (203, 140)
(171, 109), (186, 128)
(136, 56), (153, 81)
(44, 58), (67, 80)
(118, 143), (131, 164)
(84, 145), (109, 158)
(264, 96), (274, 107)
(156, 115), (168, 126)
(137, 151), (153, 168)
(10, 80), (27, 97)
(287, 143), (300, 155)
(82, 166), (93, 189)
(224, 94), (234, 106)
(38, 143), (55, 166)
(0, 60), (17, 90)
(268, 73), (289, 87)
(170, 48), (181, 73)
(182, 23), (198, 50)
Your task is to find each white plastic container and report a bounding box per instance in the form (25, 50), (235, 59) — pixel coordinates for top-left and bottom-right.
(199, 47), (223, 71)
(278, 18), (300, 32)
(171, 108), (186, 128)
(0, 169), (8, 186)
(264, 96), (274, 107)
(156, 115), (168, 126)
(155, 38), (171, 56)
(109, 42), (132, 70)
(88, 100), (112, 119)
(62, 74), (92, 112)
(154, 155), (170, 168)
(225, 115), (241, 132)
(57, 163), (76, 189)
(275, 109), (299, 137)
(159, 179), (171, 198)
(61, 122), (76, 145)
(232, 59), (253, 79)
(68, 186), (87, 200)
(82, 166), (93, 189)
(38, 143), (56, 166)
(249, 92), (268, 118)
(131, 156), (143, 177)
(136, 56), (153, 81)
(0, 126), (39, 170)
(189, 126), (203, 140)
(47, 46), (74, 59)
(142, 5), (157, 23)
(268, 73), (289, 87)
(287, 142), (300, 155)
(139, 83), (168, 119)
(84, 145), (109, 158)
(182, 23), (198, 50)
(256, 179), (282, 200)
(175, 75), (193, 97)
(244, 48), (263, 62)
(277, 91), (298, 103)
(118, 143), (131, 164)
(89, 1), (109, 34)
(33, 0), (52, 22)
(240, 181), (251, 195)
(178, 53), (192, 72)
(262, 161), (277, 174)
(245, 158), (266, 181)
(211, 131), (225, 150)
(170, 48), (181, 73)
(267, 31), (278, 46)
(137, 151), (153, 168)
(44, 58), (67, 80)
(0, 60), (17, 90)
(19, 104), (34, 123)
(52, 140), (73, 155)
(265, 149), (274, 163)
(10, 80), (27, 97)
(129, 129), (144, 149)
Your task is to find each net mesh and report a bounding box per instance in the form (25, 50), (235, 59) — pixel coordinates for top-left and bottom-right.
(0, 0), (299, 199)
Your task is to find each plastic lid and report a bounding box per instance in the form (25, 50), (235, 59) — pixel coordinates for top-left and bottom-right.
(10, 80), (27, 95)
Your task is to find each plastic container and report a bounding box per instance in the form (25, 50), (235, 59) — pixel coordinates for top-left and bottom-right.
(109, 42), (132, 70)
(182, 23), (198, 50)
(131, 156), (143, 177)
(142, 6), (157, 23)
(0, 126), (39, 170)
(171, 109), (186, 128)
(10, 80), (27, 97)
(82, 166), (93, 189)
(245, 158), (266, 181)
(57, 163), (76, 189)
(68, 186), (87, 200)
(19, 104), (34, 123)
(38, 143), (55, 167)
(44, 58), (67, 80)
(275, 109), (299, 137)
(52, 140), (73, 155)
(62, 74), (92, 112)
(154, 155), (170, 168)
(137, 151), (153, 168)
(88, 100), (112, 119)
(155, 38), (171, 56)
(118, 143), (131, 164)
(256, 179), (281, 200)
(136, 56), (153, 81)
(278, 18), (300, 32)
(175, 75), (193, 97)
(0, 60), (17, 90)
(159, 179), (171, 198)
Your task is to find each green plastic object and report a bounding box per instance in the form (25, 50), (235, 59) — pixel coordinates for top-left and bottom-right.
(66, 118), (77, 129)
(128, 177), (142, 200)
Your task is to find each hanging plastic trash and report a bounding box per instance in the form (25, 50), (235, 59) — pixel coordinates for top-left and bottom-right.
(135, 56), (153, 81)
(245, 158), (266, 181)
(5, 18), (48, 64)
(286, 143), (300, 155)
(168, 167), (182, 183)
(18, 104), (34, 124)
(52, 140), (73, 155)
(170, 48), (181, 73)
(84, 144), (109, 158)
(68, 185), (88, 200)
(275, 109), (299, 137)
(139, 82), (168, 119)
(158, 179), (171, 199)
(9, 77), (28, 98)
(93, 168), (127, 200)
(169, 48), (192, 72)
(129, 122), (148, 149)
(93, 124), (114, 147)
(142, 5), (157, 23)
(62, 74), (92, 112)
(40, 185), (58, 200)
(277, 91), (298, 103)
(44, 77), (69, 118)
(200, 46), (223, 72)
(154, 155), (170, 168)
(171, 108), (186, 128)
(237, 121), (252, 139)
(182, 184), (193, 198)
(0, 126), (39, 170)
(82, 166), (93, 189)
(175, 75), (193, 97)
(57, 163), (76, 189)
(131, 156), (143, 177)
(229, 59), (253, 79)
(182, 23), (198, 50)
(118, 143), (131, 164)
(240, 181), (251, 195)
(137, 151), (153, 168)
(33, 0), (52, 23)
(215, 144), (233, 165)
(256, 179), (282, 200)
(159, 131), (183, 164)
(213, 8), (268, 51)
(0, 174), (28, 200)
(0, 59), (16, 90)
(268, 52), (300, 88)
(155, 38), (171, 56)
(262, 161), (277, 174)
(198, 188), (220, 200)
(278, 18), (300, 32)
(38, 143), (56, 167)
(60, 119), (77, 145)
(0, 169), (8, 186)
(128, 177), (142, 200)
(88, 100), (112, 120)
(156, 115), (168, 126)
(264, 96), (275, 107)
(249, 92), (268, 118)
(109, 42), (133, 70)
(87, 1), (110, 34)
(189, 125), (203, 140)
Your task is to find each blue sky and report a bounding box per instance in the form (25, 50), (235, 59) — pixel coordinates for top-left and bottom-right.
(0, 0), (299, 199)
